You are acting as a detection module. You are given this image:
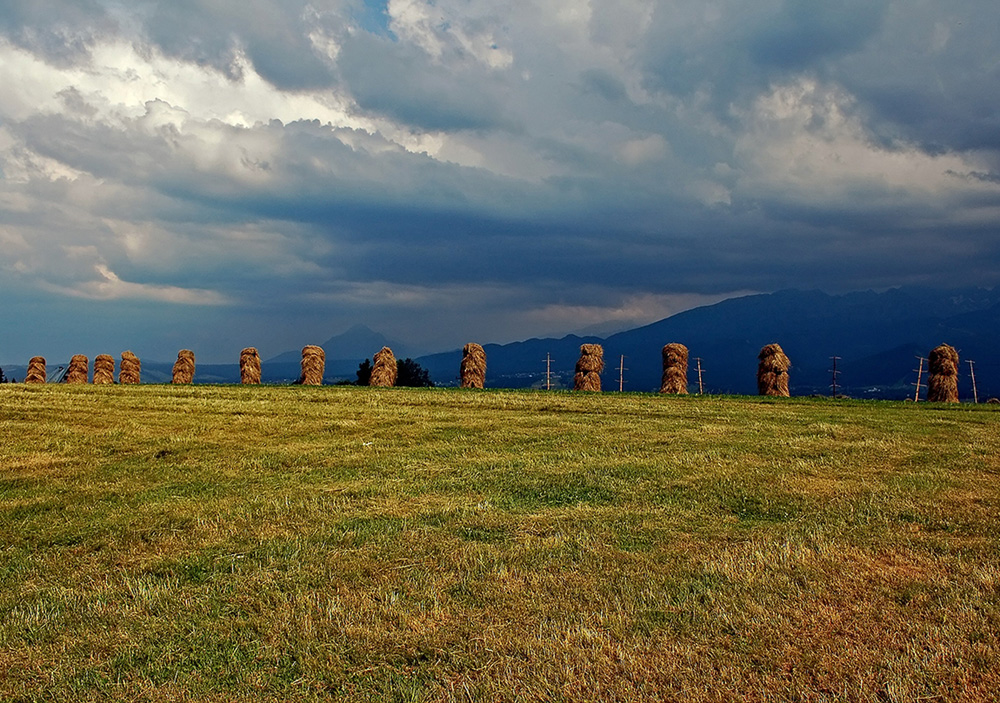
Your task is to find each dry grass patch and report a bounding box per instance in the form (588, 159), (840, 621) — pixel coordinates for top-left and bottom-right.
(1, 385), (998, 701)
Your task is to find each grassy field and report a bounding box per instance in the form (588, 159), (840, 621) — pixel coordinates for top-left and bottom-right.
(1, 384), (998, 702)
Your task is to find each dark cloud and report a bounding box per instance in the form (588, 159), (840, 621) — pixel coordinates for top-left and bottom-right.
(0, 0), (111, 64)
(748, 1), (886, 70)
(336, 32), (512, 131)
(142, 0), (337, 89)
(2, 0), (1000, 363)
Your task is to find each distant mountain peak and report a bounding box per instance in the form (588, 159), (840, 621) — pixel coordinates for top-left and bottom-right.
(265, 324), (413, 364)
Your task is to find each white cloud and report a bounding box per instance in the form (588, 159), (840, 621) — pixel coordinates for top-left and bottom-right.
(733, 78), (1000, 214)
(39, 263), (230, 304)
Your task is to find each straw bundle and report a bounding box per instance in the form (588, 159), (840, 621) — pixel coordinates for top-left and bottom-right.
(660, 343), (689, 394)
(299, 345), (325, 385)
(574, 344), (604, 391)
(460, 343), (487, 389)
(240, 347), (261, 384)
(65, 355), (89, 384)
(757, 343), (791, 397)
(927, 344), (959, 403)
(370, 346), (397, 387)
(26, 356), (46, 384)
(93, 354), (115, 384)
(172, 349), (195, 384)
(119, 351), (141, 384)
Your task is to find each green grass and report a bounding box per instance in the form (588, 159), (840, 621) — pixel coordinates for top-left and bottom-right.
(1, 384), (998, 702)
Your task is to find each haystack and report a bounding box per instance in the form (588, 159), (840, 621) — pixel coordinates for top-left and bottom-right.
(299, 345), (325, 385)
(927, 343), (959, 403)
(93, 354), (115, 384)
(26, 356), (46, 384)
(172, 349), (195, 384)
(574, 344), (604, 391)
(119, 351), (141, 384)
(370, 346), (397, 387)
(240, 347), (261, 384)
(460, 343), (486, 389)
(660, 343), (689, 394)
(65, 355), (89, 384)
(757, 343), (791, 397)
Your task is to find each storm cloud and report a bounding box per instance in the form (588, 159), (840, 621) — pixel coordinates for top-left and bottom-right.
(1, 0), (999, 362)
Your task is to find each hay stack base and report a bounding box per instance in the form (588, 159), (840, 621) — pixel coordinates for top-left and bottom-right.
(93, 354), (115, 384)
(460, 343), (486, 389)
(240, 347), (261, 384)
(660, 343), (689, 394)
(370, 347), (397, 387)
(299, 345), (325, 385)
(66, 355), (89, 384)
(757, 344), (790, 397)
(927, 344), (959, 403)
(172, 350), (195, 384)
(119, 351), (141, 384)
(574, 344), (604, 391)
(26, 356), (46, 384)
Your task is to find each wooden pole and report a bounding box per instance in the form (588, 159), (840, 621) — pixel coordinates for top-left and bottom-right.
(696, 358), (704, 395)
(618, 355), (626, 392)
(830, 356), (841, 398)
(545, 353), (552, 390)
(968, 359), (978, 404)
(912, 357), (925, 402)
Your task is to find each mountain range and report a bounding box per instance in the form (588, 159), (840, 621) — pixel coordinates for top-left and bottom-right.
(416, 287), (1000, 399)
(4, 287), (999, 399)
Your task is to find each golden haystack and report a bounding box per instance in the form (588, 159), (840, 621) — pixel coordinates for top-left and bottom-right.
(119, 351), (141, 384)
(172, 349), (195, 384)
(93, 354), (115, 384)
(574, 371), (602, 391)
(460, 343), (486, 389)
(757, 343), (791, 397)
(370, 346), (397, 387)
(927, 343), (959, 403)
(240, 347), (261, 384)
(660, 343), (689, 394)
(575, 344), (605, 374)
(299, 345), (325, 385)
(26, 356), (46, 384)
(65, 355), (89, 384)
(574, 344), (604, 391)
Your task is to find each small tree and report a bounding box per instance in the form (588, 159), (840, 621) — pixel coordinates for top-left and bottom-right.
(356, 359), (372, 386)
(0, 367), (6, 383)
(396, 358), (434, 387)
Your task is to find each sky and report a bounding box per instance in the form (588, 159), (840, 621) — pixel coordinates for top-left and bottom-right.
(2, 0), (999, 363)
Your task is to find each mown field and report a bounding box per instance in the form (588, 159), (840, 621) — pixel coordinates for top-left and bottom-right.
(1, 384), (998, 702)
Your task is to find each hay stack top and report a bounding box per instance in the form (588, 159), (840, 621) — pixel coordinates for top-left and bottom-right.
(929, 344), (959, 371)
(576, 344), (605, 374)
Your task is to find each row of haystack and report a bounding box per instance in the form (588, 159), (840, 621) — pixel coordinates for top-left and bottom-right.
(24, 352), (142, 385)
(15, 342), (964, 400)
